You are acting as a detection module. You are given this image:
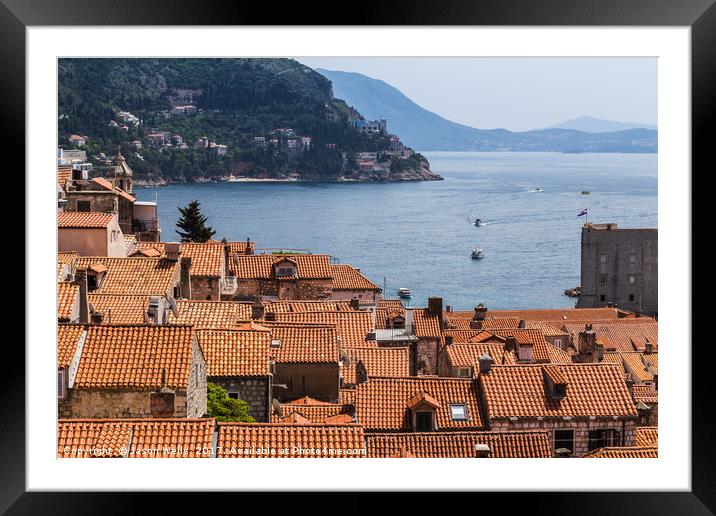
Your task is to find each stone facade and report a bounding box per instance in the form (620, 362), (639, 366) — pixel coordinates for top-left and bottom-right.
(234, 278), (332, 301)
(416, 338), (440, 376)
(191, 276), (221, 301)
(274, 362), (340, 403)
(211, 376), (271, 422)
(488, 417), (637, 457)
(577, 223), (658, 316)
(64, 190), (134, 235)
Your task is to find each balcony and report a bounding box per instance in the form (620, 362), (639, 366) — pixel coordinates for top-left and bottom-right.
(132, 218), (159, 232)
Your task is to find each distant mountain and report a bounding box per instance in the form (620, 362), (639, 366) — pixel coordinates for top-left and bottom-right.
(546, 116), (657, 133)
(317, 68), (657, 153)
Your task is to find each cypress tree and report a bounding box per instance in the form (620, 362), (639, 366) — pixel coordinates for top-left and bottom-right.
(175, 200), (216, 242)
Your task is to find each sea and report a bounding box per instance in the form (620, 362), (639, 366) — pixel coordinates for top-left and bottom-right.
(135, 151), (658, 311)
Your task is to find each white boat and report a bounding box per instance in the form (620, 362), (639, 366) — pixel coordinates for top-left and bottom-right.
(471, 248), (485, 259)
(397, 287), (412, 298)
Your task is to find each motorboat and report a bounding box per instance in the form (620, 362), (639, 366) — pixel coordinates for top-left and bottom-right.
(471, 248), (485, 259)
(474, 218), (483, 227)
(397, 287), (412, 298)
(581, 190), (591, 195)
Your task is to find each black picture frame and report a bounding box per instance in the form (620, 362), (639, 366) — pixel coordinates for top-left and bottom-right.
(3, 0), (706, 511)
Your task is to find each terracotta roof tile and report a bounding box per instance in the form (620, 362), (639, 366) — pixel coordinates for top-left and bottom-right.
(58, 211), (115, 229)
(632, 384), (658, 404)
(341, 347), (411, 386)
(231, 254), (332, 279)
(443, 329), (505, 344)
(271, 400), (350, 423)
(365, 430), (553, 458)
(583, 446), (658, 458)
(261, 322), (338, 363)
(58, 324), (84, 368)
(88, 294), (149, 324)
(480, 363), (638, 419)
(58, 252), (78, 281)
(413, 309), (442, 338)
(58, 282), (79, 321)
(216, 423), (366, 458)
(441, 312), (473, 330)
(58, 419), (214, 458)
(330, 264), (380, 291)
(270, 311), (374, 348)
(377, 300), (405, 308)
(266, 301), (354, 313)
(75, 257), (180, 296)
(486, 307), (629, 321)
(480, 317), (521, 330)
(563, 322), (658, 352)
(168, 300), (252, 328)
(57, 166), (72, 189)
(197, 328), (271, 377)
(354, 377), (484, 431)
(620, 352), (658, 382)
(636, 427), (658, 447)
(375, 306), (407, 329)
(90, 177), (136, 203)
(134, 242), (224, 277)
(73, 325), (196, 390)
(445, 343), (517, 369)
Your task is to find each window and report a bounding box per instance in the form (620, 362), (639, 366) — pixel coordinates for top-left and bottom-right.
(599, 254), (607, 264)
(554, 429), (574, 453)
(415, 411), (434, 432)
(227, 392), (239, 400)
(629, 275), (636, 285)
(628, 294), (635, 302)
(450, 404), (468, 421)
(57, 369), (66, 400)
(457, 368), (471, 378)
(588, 429), (620, 451)
(600, 295), (606, 302)
(87, 274), (98, 291)
(554, 339), (562, 348)
(599, 274), (607, 284)
(77, 200), (91, 212)
(195, 364), (200, 385)
(629, 254), (637, 264)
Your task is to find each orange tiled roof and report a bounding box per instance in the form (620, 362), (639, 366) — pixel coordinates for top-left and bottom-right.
(228, 240), (255, 254)
(354, 376), (484, 431)
(58, 282), (79, 321)
(75, 257), (180, 296)
(88, 294), (149, 324)
(636, 427), (658, 447)
(562, 322), (658, 352)
(375, 306), (406, 329)
(58, 252), (78, 281)
(90, 177), (136, 203)
(58, 211), (115, 229)
(632, 384), (658, 404)
(216, 423), (367, 458)
(266, 300), (354, 313)
(480, 363), (638, 419)
(377, 300), (405, 308)
(441, 313), (474, 330)
(58, 324), (84, 368)
(445, 343), (517, 368)
(58, 166), (72, 189)
(197, 328), (271, 377)
(330, 264), (380, 291)
(73, 325), (197, 390)
(168, 299), (252, 329)
(444, 329), (505, 344)
(231, 254), (332, 279)
(413, 309), (442, 338)
(525, 321), (571, 337)
(339, 388), (356, 406)
(341, 347), (410, 386)
(261, 322), (339, 363)
(58, 419), (214, 458)
(480, 317), (521, 330)
(365, 430), (553, 458)
(583, 446), (658, 458)
(486, 307), (629, 321)
(134, 242), (224, 277)
(271, 311), (374, 348)
(620, 352), (658, 382)
(271, 400), (350, 423)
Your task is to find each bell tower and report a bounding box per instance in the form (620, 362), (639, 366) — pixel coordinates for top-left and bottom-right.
(110, 146), (134, 194)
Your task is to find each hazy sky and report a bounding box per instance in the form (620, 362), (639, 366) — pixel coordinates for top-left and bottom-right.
(297, 58), (657, 132)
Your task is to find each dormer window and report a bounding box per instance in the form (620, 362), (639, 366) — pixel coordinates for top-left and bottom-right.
(270, 339), (282, 348)
(450, 404), (468, 421)
(274, 259), (297, 277)
(415, 411), (434, 432)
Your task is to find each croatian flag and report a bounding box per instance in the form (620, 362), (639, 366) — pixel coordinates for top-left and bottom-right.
(578, 208), (588, 217)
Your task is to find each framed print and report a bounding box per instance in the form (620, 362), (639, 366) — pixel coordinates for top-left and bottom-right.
(3, 0), (709, 511)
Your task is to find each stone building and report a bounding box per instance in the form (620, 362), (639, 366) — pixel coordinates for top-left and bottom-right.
(58, 324), (207, 419)
(577, 223), (658, 316)
(478, 362), (639, 457)
(196, 328), (273, 422)
(262, 322), (340, 403)
(230, 254), (334, 301)
(328, 264), (382, 304)
(58, 212), (127, 257)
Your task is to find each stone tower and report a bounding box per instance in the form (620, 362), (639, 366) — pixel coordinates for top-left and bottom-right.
(109, 147), (134, 194)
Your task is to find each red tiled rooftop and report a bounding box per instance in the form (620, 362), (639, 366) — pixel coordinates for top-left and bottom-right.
(58, 211), (115, 229)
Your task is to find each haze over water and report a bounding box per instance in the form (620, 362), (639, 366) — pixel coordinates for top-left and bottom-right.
(136, 151), (657, 311)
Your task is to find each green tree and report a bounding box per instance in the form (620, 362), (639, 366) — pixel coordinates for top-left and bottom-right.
(176, 200), (216, 242)
(206, 382), (255, 423)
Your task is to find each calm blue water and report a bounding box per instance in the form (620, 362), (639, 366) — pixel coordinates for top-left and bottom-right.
(136, 152), (657, 310)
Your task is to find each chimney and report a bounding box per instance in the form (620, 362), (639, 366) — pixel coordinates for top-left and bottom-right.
(222, 238), (230, 274)
(427, 297), (443, 316)
(555, 448), (572, 458)
(150, 368), (175, 418)
(445, 335), (453, 346)
(474, 444), (490, 458)
(245, 237), (252, 255)
(350, 298), (360, 310)
(644, 340), (654, 354)
(478, 353), (493, 374)
(518, 319), (526, 329)
(356, 360), (368, 385)
(165, 242), (182, 262)
(470, 304), (488, 329)
(74, 269), (90, 324)
(179, 257), (192, 299)
(504, 336), (517, 352)
(576, 324), (601, 363)
(446, 305), (452, 313)
(265, 312), (277, 322)
(90, 311), (103, 324)
(146, 296), (166, 324)
(251, 297), (265, 320)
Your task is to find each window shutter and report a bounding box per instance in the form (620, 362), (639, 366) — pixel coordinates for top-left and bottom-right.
(57, 369), (66, 400)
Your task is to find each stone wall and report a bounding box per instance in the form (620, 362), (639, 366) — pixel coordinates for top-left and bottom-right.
(191, 276), (221, 301)
(211, 376), (271, 422)
(234, 278), (333, 301)
(63, 389), (188, 418)
(416, 337), (440, 376)
(185, 338), (208, 417)
(489, 417), (637, 457)
(274, 362), (340, 402)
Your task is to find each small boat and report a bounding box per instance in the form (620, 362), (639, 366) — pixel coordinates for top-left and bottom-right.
(471, 248), (485, 259)
(474, 218), (483, 227)
(581, 190), (591, 195)
(534, 187), (543, 192)
(397, 287), (412, 298)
